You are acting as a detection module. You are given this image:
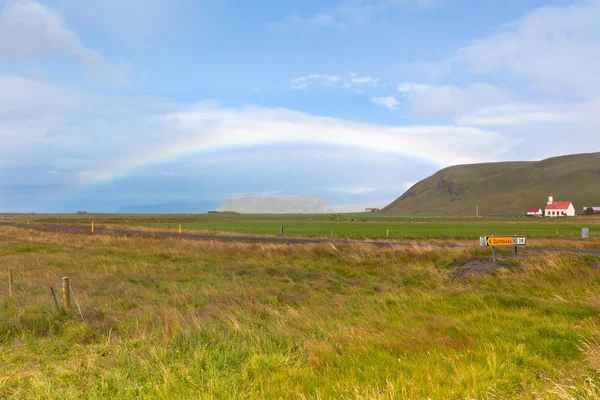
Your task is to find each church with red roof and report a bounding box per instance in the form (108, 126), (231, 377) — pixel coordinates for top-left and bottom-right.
(544, 193), (575, 217)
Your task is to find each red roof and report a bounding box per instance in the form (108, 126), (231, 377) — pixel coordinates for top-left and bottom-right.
(527, 207), (541, 212)
(546, 202), (572, 210)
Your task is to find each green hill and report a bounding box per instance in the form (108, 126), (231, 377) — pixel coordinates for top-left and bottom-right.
(383, 152), (600, 216)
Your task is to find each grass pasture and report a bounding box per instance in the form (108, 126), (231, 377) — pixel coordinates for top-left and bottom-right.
(11, 212), (600, 240)
(2, 225), (600, 398)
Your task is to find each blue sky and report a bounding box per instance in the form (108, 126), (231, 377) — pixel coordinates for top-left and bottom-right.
(0, 0), (599, 212)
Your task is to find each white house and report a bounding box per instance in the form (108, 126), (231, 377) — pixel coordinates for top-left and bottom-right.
(544, 193), (575, 217)
(527, 207), (543, 217)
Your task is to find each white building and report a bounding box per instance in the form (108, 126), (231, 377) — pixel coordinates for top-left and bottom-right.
(526, 207), (543, 216)
(583, 207), (600, 215)
(544, 193), (575, 217)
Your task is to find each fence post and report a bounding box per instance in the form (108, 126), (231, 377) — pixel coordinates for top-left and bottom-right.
(50, 286), (60, 312)
(8, 268), (13, 298)
(178, 225), (182, 234)
(280, 225), (284, 237)
(91, 221), (94, 233)
(62, 277), (71, 312)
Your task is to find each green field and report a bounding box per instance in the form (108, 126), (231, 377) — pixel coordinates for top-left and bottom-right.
(14, 213), (600, 239)
(2, 225), (600, 398)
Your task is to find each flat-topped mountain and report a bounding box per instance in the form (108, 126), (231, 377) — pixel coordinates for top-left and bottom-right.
(217, 194), (332, 214)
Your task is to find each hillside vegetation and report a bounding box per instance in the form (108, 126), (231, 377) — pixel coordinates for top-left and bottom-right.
(383, 152), (600, 216)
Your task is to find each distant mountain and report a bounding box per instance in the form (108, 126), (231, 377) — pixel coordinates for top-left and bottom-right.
(217, 194), (332, 214)
(117, 201), (220, 214)
(382, 152), (600, 216)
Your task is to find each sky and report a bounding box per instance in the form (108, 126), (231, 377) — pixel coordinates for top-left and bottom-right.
(0, 0), (599, 212)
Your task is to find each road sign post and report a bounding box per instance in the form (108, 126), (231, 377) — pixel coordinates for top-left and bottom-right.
(480, 236), (526, 263)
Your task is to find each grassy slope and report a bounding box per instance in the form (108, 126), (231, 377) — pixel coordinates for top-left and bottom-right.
(2, 226), (600, 398)
(383, 152), (600, 216)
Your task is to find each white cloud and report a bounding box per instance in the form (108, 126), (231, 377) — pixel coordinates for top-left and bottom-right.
(455, 102), (585, 127)
(397, 82), (510, 117)
(293, 72), (378, 91)
(455, 0), (600, 99)
(291, 74), (340, 90)
(48, 0), (183, 35)
(343, 72), (379, 90)
(371, 96), (400, 110)
(329, 187), (376, 194)
(348, 72), (378, 85)
(0, 1), (124, 82)
(0, 75), (512, 194)
(388, 1), (600, 162)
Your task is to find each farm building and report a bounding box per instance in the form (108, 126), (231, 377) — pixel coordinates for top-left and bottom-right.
(583, 207), (600, 215)
(544, 193), (575, 217)
(365, 208), (380, 212)
(526, 207), (543, 216)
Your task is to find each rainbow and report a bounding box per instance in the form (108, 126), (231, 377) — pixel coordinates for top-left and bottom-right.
(73, 105), (511, 192)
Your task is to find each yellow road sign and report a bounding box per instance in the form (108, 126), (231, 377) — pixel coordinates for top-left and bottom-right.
(486, 237), (514, 247)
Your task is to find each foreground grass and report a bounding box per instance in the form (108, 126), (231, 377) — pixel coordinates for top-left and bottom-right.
(1, 226), (600, 399)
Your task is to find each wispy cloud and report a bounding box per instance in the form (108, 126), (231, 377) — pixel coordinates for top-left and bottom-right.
(329, 187), (376, 194)
(454, 1), (600, 99)
(371, 96), (400, 110)
(455, 103), (585, 127)
(274, 0), (442, 30)
(0, 1), (125, 83)
(291, 74), (340, 90)
(397, 82), (510, 117)
(343, 72), (379, 90)
(391, 0), (600, 158)
(292, 72), (378, 91)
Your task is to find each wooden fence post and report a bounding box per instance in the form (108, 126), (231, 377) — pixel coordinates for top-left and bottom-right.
(8, 268), (13, 298)
(50, 286), (60, 312)
(280, 225), (284, 237)
(62, 277), (71, 312)
(91, 221), (94, 233)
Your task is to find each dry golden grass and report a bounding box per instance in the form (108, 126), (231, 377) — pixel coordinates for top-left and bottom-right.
(1, 225), (600, 399)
